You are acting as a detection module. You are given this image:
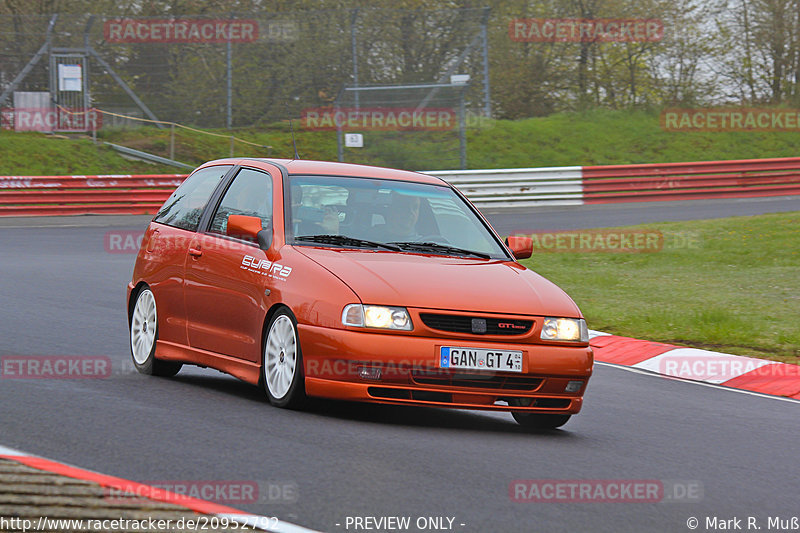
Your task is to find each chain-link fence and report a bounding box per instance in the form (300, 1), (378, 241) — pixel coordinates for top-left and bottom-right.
(0, 8), (489, 143)
(325, 82), (470, 170)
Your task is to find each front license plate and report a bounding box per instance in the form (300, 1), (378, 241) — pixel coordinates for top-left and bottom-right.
(440, 347), (523, 373)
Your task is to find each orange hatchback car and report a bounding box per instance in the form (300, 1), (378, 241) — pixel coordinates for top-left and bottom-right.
(127, 158), (593, 429)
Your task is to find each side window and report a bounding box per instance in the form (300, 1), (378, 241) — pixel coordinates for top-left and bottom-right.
(153, 165), (231, 231)
(429, 197), (496, 254)
(291, 184), (347, 237)
(209, 168), (273, 236)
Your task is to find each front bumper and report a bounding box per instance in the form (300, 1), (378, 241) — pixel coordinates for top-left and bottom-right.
(299, 324), (593, 414)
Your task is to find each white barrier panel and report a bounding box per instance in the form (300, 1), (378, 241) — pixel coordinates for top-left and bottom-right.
(425, 167), (584, 208)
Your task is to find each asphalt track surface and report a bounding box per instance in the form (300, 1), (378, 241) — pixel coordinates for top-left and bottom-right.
(1, 196), (799, 533)
(483, 194), (800, 235)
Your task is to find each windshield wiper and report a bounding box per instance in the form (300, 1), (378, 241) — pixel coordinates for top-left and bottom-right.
(388, 241), (491, 259)
(295, 234), (401, 251)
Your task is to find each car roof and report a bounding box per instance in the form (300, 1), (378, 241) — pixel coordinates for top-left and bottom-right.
(199, 158), (448, 186)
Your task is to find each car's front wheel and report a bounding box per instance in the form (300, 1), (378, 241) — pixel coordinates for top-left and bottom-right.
(130, 286), (182, 377)
(262, 308), (306, 409)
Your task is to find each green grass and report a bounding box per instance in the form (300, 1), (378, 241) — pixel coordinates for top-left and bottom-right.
(0, 131), (181, 175)
(467, 108), (800, 167)
(8, 108), (800, 174)
(518, 212), (800, 362)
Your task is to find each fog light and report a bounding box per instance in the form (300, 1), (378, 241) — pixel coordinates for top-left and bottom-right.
(358, 366), (382, 381)
(565, 380), (584, 393)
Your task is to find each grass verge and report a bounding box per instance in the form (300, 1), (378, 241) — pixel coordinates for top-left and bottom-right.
(517, 211), (800, 363)
(8, 108), (800, 174)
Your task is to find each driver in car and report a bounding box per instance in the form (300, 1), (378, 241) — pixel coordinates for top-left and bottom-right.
(379, 192), (420, 241)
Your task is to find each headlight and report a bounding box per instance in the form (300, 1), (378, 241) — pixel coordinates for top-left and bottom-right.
(342, 304), (413, 331)
(540, 317), (588, 342)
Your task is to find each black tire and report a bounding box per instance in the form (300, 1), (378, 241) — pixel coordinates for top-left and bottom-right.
(129, 286), (182, 377)
(261, 307), (306, 409)
(512, 412), (571, 429)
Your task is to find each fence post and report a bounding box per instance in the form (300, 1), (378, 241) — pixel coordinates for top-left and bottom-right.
(459, 92), (467, 170)
(481, 6), (491, 118)
(227, 38), (233, 129)
(170, 124), (175, 161)
(351, 8), (359, 110)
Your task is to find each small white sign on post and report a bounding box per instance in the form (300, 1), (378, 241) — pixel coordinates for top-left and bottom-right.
(58, 64), (83, 92)
(345, 133), (364, 148)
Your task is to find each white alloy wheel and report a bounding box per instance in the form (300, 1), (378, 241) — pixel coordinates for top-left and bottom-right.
(265, 314), (297, 399)
(131, 288), (157, 365)
(263, 310), (305, 408)
(129, 286), (181, 377)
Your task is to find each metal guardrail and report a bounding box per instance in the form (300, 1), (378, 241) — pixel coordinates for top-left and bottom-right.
(104, 142), (194, 170)
(0, 174), (185, 216)
(582, 157), (800, 203)
(426, 167), (584, 208)
(2, 157), (799, 216)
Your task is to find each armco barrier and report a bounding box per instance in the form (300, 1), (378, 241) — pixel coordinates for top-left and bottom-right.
(2, 157), (800, 215)
(582, 156), (800, 203)
(0, 174), (185, 216)
(426, 167), (584, 208)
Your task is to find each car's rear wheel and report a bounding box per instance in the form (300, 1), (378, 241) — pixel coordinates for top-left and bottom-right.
(262, 308), (306, 409)
(130, 286), (182, 377)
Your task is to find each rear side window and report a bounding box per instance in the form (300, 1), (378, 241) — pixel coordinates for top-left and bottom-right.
(153, 165), (231, 231)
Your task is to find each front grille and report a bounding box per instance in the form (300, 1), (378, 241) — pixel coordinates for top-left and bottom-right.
(419, 313), (533, 335)
(411, 370), (543, 391)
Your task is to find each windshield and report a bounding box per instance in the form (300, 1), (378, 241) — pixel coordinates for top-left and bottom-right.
(286, 175), (509, 259)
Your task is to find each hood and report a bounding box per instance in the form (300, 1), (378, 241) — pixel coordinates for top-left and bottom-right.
(294, 247), (582, 317)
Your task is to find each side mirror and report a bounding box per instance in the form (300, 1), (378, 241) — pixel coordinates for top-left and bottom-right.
(505, 235), (533, 260)
(227, 214), (273, 250)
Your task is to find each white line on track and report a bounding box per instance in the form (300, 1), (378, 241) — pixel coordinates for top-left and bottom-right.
(0, 444), (25, 456)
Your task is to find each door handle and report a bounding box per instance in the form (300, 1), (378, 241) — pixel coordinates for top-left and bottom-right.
(188, 247), (203, 258)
